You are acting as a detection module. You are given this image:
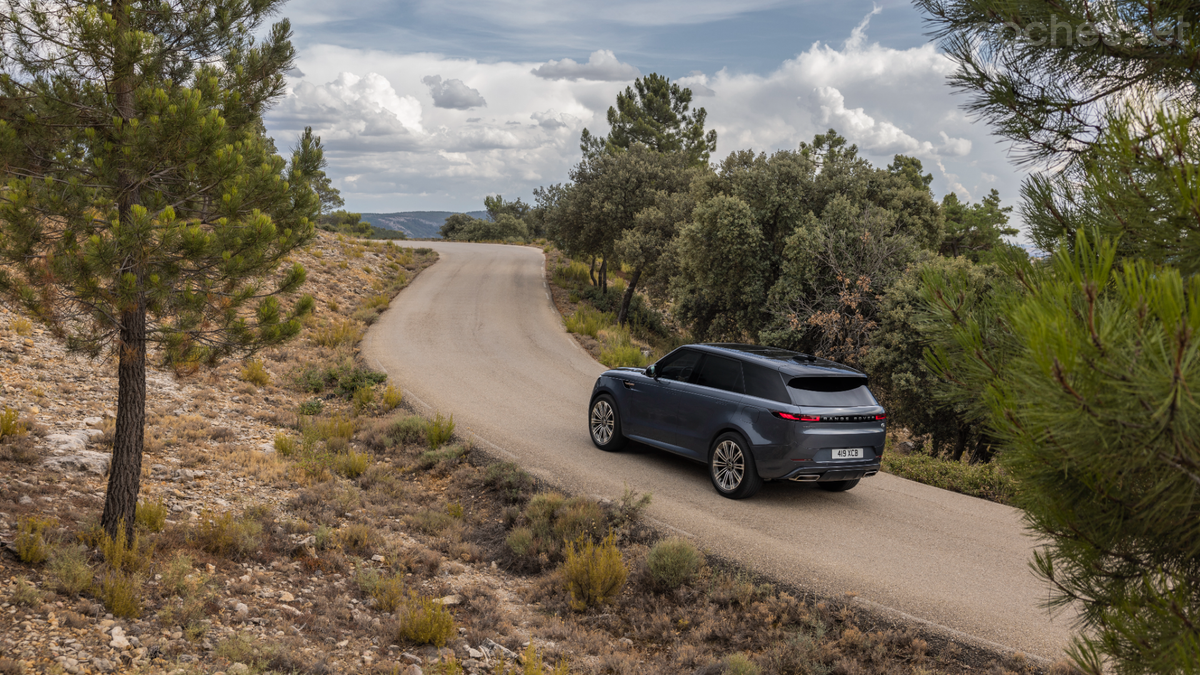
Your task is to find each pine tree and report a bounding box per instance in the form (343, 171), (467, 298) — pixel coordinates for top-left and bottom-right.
(0, 0), (318, 544)
(580, 73), (717, 167)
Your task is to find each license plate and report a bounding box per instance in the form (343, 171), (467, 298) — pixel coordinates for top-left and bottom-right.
(831, 448), (863, 460)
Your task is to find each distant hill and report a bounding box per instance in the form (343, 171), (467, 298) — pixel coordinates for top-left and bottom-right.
(360, 211), (488, 239)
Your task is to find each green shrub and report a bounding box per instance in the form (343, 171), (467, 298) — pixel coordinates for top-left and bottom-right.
(881, 453), (1016, 505)
(552, 260), (591, 289)
(99, 572), (142, 618)
(613, 485), (653, 527)
(506, 527), (535, 557)
(397, 592), (456, 647)
(409, 508), (455, 535)
(390, 416), (427, 446)
(648, 537), (702, 590)
(10, 576), (43, 606)
(312, 319), (363, 348)
(297, 398), (323, 416)
(100, 524), (150, 573)
(241, 360), (271, 387)
(337, 449), (372, 479)
(11, 317), (32, 336)
(136, 499), (168, 532)
(338, 523), (379, 555)
(597, 327), (649, 368)
(15, 516), (55, 564)
(484, 462), (536, 503)
(565, 305), (611, 339)
(313, 524), (335, 550)
(195, 510), (263, 559)
(0, 406), (27, 439)
(514, 493), (609, 562)
(352, 385), (375, 413)
(381, 385), (403, 410)
(299, 414), (356, 444)
(425, 412), (455, 450)
(48, 544), (92, 595)
(160, 552), (196, 596)
(563, 532), (626, 611)
(372, 573), (406, 612)
(294, 360), (387, 398)
(416, 444), (465, 471)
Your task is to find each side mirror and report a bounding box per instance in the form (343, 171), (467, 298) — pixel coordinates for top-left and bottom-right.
(645, 364), (658, 379)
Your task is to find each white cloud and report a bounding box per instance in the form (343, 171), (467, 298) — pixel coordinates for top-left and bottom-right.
(422, 75), (487, 110)
(531, 50), (640, 82)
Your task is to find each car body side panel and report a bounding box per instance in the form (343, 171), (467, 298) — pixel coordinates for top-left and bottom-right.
(671, 381), (745, 459)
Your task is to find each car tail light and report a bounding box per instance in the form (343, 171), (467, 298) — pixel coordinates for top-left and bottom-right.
(875, 414), (887, 421)
(772, 411), (820, 422)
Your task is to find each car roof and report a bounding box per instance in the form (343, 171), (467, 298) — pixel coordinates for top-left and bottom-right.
(693, 343), (865, 378)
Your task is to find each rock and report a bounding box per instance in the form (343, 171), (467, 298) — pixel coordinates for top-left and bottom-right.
(481, 639), (517, 661)
(618, 637), (633, 647)
(46, 433), (86, 452)
(228, 664), (250, 675)
(93, 658), (115, 673)
(234, 603), (248, 619)
(109, 627), (130, 650)
(896, 441), (917, 456)
(467, 648), (483, 659)
(43, 450), (110, 475)
(371, 554), (385, 562)
(278, 591), (294, 602)
(18, 495), (32, 505)
(83, 417), (103, 427)
(434, 595), (461, 606)
(400, 652), (423, 665)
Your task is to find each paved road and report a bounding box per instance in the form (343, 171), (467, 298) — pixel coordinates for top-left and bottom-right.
(363, 241), (1074, 660)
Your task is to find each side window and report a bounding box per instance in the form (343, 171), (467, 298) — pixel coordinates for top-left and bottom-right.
(693, 355), (745, 394)
(656, 349), (703, 382)
(743, 362), (789, 403)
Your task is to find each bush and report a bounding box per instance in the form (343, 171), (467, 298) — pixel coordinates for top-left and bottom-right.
(338, 523), (378, 555)
(299, 414), (356, 444)
(294, 360), (387, 398)
(337, 450), (372, 479)
(352, 385), (375, 413)
(563, 532), (626, 611)
(312, 319), (363, 348)
(648, 537), (703, 590)
(391, 416), (427, 446)
(597, 327), (649, 368)
(397, 592), (456, 647)
(241, 360), (271, 387)
(724, 653), (761, 675)
(506, 527), (535, 557)
(99, 524), (149, 572)
(11, 317), (33, 335)
(382, 385), (403, 410)
(136, 499), (167, 532)
(425, 412), (455, 450)
(274, 433), (298, 457)
(99, 572), (142, 618)
(15, 516), (55, 564)
(409, 508), (455, 535)
(552, 261), (591, 289)
(483, 462), (536, 503)
(370, 572), (406, 612)
(416, 445), (465, 471)
(881, 453), (1016, 505)
(0, 406), (27, 439)
(160, 552), (196, 597)
(297, 398), (323, 416)
(195, 510), (263, 559)
(48, 545), (92, 595)
(565, 305), (611, 339)
(10, 576), (44, 606)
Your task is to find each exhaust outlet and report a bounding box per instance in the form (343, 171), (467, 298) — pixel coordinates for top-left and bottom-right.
(864, 470), (878, 478)
(788, 474), (820, 482)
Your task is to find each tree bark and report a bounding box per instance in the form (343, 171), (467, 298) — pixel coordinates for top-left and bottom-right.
(616, 265), (643, 326)
(950, 423), (967, 462)
(599, 257), (607, 295)
(588, 256), (597, 287)
(102, 307), (146, 545)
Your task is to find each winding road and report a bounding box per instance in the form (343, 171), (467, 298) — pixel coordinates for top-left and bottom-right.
(363, 241), (1075, 661)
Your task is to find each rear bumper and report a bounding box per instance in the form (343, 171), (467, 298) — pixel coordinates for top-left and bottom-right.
(781, 460), (880, 483)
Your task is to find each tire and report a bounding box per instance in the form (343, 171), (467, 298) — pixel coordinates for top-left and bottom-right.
(817, 478), (860, 492)
(589, 394), (625, 451)
(709, 432), (762, 499)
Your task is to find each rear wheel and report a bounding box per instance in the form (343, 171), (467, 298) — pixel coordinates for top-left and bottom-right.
(589, 395), (625, 451)
(709, 432), (762, 499)
(817, 478), (860, 492)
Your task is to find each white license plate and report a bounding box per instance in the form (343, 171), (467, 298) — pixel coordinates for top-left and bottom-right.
(831, 448), (863, 460)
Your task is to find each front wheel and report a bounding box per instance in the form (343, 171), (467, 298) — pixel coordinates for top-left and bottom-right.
(709, 432), (762, 499)
(589, 395), (625, 451)
(817, 479), (860, 492)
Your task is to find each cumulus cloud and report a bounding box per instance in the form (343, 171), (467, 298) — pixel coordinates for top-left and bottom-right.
(531, 110), (577, 130)
(531, 50), (640, 82)
(678, 71), (715, 97)
(422, 75), (487, 110)
(815, 86), (926, 156)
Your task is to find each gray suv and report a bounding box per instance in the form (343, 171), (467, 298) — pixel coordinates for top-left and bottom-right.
(588, 343), (886, 498)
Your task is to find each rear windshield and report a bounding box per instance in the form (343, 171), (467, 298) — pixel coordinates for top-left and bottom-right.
(786, 376), (877, 407)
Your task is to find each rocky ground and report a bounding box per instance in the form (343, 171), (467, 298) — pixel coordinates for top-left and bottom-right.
(0, 234), (1075, 675)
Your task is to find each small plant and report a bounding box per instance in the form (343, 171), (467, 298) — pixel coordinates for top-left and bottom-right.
(338, 523), (379, 555)
(15, 516), (55, 564)
(613, 485), (653, 527)
(274, 433), (298, 457)
(416, 444), (465, 471)
(364, 571), (405, 612)
(299, 414), (356, 444)
(352, 385), (375, 413)
(724, 653), (761, 675)
(396, 592), (456, 647)
(312, 319), (363, 348)
(0, 406), (28, 439)
(136, 499), (168, 532)
(160, 552), (196, 596)
(48, 544), (92, 595)
(390, 415), (427, 446)
(648, 536), (703, 590)
(313, 524), (335, 550)
(506, 527), (536, 557)
(409, 508), (455, 535)
(562, 532), (627, 610)
(11, 317), (33, 336)
(297, 398), (323, 416)
(425, 412), (455, 450)
(99, 572), (142, 618)
(337, 449), (372, 479)
(446, 501), (464, 519)
(100, 524), (148, 572)
(195, 510), (263, 559)
(240, 359), (271, 387)
(564, 305), (611, 339)
(9, 576), (43, 606)
(382, 385), (403, 410)
(484, 462), (536, 504)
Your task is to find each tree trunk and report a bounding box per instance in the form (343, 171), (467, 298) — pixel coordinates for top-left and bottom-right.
(101, 306), (146, 545)
(599, 258), (607, 295)
(616, 265), (643, 326)
(588, 256), (597, 287)
(949, 423), (967, 462)
(101, 0), (145, 546)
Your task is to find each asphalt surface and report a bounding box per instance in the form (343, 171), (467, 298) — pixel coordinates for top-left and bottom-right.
(363, 240), (1075, 661)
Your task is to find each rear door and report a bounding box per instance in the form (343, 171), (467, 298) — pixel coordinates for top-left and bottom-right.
(672, 354), (746, 457)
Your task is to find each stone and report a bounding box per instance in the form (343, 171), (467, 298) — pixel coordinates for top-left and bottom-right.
(45, 434), (86, 452)
(371, 554), (385, 562)
(434, 595), (461, 606)
(83, 417), (103, 427)
(400, 652), (423, 665)
(896, 441), (917, 456)
(18, 495), (32, 505)
(43, 450), (110, 475)
(109, 627), (129, 650)
(234, 603), (248, 619)
(278, 591), (294, 602)
(228, 664), (250, 675)
(93, 658), (115, 673)
(467, 648), (483, 660)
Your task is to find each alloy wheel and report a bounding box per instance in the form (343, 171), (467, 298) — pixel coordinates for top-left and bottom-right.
(590, 400), (614, 445)
(712, 440), (745, 492)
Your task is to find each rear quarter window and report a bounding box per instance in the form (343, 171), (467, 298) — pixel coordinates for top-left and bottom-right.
(786, 376), (878, 407)
(743, 362), (789, 403)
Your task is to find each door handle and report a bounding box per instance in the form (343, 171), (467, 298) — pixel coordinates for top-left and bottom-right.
(622, 380), (635, 389)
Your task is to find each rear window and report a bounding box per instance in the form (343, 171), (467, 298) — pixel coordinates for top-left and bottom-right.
(786, 376), (877, 407)
(743, 362), (789, 403)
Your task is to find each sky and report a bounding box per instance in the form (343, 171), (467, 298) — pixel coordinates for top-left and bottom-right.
(264, 0), (1027, 222)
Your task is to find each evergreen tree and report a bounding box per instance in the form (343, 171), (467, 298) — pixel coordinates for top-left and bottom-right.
(296, 127), (344, 214)
(938, 189), (1017, 261)
(0, 0), (318, 543)
(580, 73), (717, 167)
